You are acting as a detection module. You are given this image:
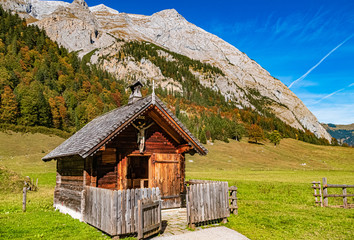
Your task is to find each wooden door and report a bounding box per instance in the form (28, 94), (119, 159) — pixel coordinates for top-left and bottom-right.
(150, 153), (182, 209)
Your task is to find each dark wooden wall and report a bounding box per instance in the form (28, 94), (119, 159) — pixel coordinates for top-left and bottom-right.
(57, 111), (189, 210)
(55, 155), (85, 213)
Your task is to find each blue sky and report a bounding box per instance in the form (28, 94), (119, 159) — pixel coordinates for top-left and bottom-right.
(58, 0), (354, 124)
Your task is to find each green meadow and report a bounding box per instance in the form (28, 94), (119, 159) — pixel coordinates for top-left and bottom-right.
(0, 131), (353, 239)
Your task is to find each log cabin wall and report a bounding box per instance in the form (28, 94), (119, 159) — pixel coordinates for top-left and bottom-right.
(54, 155), (85, 218)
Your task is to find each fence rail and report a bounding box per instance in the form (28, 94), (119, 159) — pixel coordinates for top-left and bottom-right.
(312, 178), (353, 208)
(83, 186), (160, 237)
(186, 181), (230, 228)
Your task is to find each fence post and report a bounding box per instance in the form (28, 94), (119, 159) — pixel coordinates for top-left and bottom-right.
(343, 188), (347, 208)
(138, 199), (143, 239)
(229, 186), (238, 214)
(322, 177), (328, 207)
(312, 182), (318, 205)
(319, 182), (323, 207)
(23, 187), (27, 212)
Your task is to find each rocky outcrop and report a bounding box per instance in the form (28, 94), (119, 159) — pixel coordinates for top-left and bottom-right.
(0, 0), (332, 141)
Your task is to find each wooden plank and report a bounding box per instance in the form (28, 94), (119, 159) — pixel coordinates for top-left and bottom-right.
(211, 183), (216, 220)
(158, 194), (162, 232)
(323, 194), (354, 197)
(206, 183), (211, 221)
(194, 184), (198, 223)
(117, 190), (122, 235)
(323, 178), (328, 207)
(101, 189), (106, 233)
(225, 182), (230, 217)
(131, 188), (135, 233)
(126, 189), (131, 233)
(138, 199), (143, 239)
(144, 199), (147, 235)
(106, 189), (111, 234)
(343, 188), (348, 208)
(97, 188), (101, 230)
(143, 222), (160, 232)
(326, 184), (354, 188)
(93, 187), (98, 228)
(122, 189), (126, 234)
(135, 188), (140, 232)
(189, 185), (194, 225)
(200, 183), (205, 222)
(112, 190), (117, 235)
(187, 186), (190, 224)
(231, 187), (238, 214)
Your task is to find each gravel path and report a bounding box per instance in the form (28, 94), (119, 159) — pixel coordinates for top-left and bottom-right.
(152, 226), (250, 240)
(150, 208), (249, 240)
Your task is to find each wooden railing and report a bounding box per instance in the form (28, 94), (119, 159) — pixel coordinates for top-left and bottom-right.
(311, 181), (323, 207)
(186, 181), (230, 228)
(312, 178), (354, 208)
(83, 186), (161, 237)
(229, 186), (238, 214)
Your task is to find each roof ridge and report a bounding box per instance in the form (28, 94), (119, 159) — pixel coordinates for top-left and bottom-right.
(42, 94), (207, 161)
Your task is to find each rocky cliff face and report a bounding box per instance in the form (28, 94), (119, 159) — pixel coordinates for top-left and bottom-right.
(0, 0), (332, 141)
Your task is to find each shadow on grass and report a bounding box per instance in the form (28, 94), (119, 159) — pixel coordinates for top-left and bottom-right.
(247, 141), (264, 145)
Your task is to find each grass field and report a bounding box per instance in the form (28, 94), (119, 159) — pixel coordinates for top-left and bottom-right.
(0, 131), (353, 239)
(187, 139), (354, 240)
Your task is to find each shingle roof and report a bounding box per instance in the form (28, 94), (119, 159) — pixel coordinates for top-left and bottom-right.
(42, 94), (207, 161)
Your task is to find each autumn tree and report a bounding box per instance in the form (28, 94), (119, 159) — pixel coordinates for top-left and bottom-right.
(268, 130), (282, 146)
(0, 86), (19, 123)
(248, 124), (264, 143)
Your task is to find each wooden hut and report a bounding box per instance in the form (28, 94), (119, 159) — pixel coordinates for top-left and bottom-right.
(42, 81), (207, 220)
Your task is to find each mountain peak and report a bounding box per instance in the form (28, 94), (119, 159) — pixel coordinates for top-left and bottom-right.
(71, 0), (88, 8)
(89, 4), (119, 14)
(154, 9), (182, 18)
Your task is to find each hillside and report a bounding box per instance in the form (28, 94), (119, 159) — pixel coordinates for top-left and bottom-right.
(0, 131), (353, 239)
(322, 123), (354, 146)
(187, 138), (354, 173)
(0, 131), (352, 186)
(0, 0), (332, 142)
(0, 7), (331, 146)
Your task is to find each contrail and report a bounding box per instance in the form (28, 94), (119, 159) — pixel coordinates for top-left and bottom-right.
(289, 34), (353, 89)
(312, 82), (354, 105)
(312, 88), (345, 104)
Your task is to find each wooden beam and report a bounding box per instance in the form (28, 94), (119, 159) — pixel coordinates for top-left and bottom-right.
(148, 110), (181, 144)
(154, 104), (206, 155)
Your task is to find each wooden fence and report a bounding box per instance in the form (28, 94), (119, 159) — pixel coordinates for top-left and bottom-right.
(312, 178), (354, 208)
(186, 181), (230, 228)
(229, 186), (238, 214)
(311, 181), (323, 207)
(83, 186), (161, 237)
(137, 196), (161, 239)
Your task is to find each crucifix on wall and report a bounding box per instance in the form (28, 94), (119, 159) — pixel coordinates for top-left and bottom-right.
(132, 119), (154, 153)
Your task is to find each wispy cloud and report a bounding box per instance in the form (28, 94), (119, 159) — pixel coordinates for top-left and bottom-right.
(311, 88), (345, 104)
(289, 34), (353, 89)
(311, 82), (354, 105)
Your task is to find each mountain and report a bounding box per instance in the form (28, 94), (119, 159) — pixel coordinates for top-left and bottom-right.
(322, 123), (354, 146)
(0, 0), (331, 142)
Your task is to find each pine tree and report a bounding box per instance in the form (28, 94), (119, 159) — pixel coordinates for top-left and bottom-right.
(0, 86), (18, 123)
